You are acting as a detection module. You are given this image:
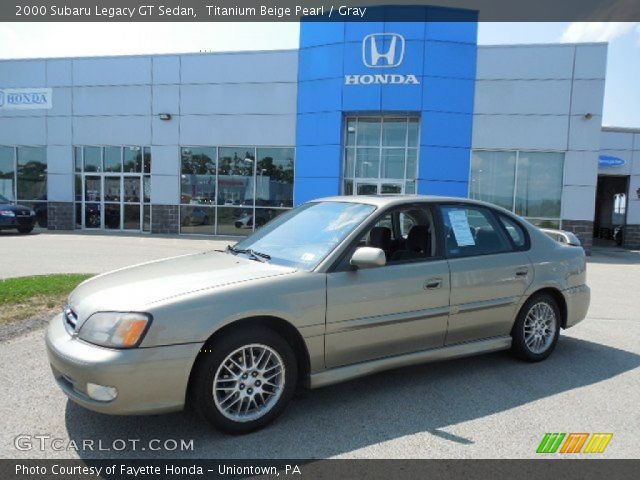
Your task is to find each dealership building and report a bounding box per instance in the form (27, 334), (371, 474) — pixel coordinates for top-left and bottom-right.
(1, 6), (639, 250)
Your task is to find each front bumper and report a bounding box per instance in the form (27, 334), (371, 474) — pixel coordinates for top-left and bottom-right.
(45, 313), (202, 415)
(0, 215), (35, 229)
(564, 284), (590, 328)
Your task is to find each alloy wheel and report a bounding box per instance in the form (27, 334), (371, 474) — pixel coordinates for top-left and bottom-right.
(212, 344), (285, 423)
(523, 302), (557, 354)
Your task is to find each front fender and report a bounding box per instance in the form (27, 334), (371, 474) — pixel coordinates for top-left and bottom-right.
(141, 271), (326, 347)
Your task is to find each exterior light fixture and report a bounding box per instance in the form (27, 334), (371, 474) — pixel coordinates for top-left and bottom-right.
(159, 113), (172, 121)
(584, 113), (593, 120)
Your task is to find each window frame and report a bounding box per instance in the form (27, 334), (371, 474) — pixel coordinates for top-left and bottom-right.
(436, 202), (517, 259)
(342, 116), (420, 196)
(495, 212), (531, 252)
(469, 148), (566, 228)
(179, 145), (295, 236)
(329, 201), (444, 273)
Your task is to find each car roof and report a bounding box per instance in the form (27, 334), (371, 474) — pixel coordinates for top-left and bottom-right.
(312, 195), (490, 209)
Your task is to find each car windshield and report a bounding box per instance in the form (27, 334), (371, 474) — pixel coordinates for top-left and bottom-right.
(231, 201), (376, 270)
(0, 194), (10, 203)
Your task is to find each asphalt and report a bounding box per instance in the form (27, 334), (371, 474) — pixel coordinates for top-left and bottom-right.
(0, 235), (638, 459)
(0, 230), (231, 279)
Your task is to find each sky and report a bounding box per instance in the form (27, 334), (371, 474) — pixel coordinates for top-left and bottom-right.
(0, 22), (638, 127)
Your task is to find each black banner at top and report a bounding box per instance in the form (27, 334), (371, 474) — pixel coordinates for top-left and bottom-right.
(2, 0), (640, 22)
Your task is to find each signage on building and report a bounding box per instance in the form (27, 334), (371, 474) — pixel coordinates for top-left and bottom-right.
(598, 155), (626, 169)
(344, 33), (420, 86)
(0, 88), (52, 110)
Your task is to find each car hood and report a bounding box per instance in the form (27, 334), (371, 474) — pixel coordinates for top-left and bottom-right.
(68, 251), (296, 323)
(0, 202), (30, 212)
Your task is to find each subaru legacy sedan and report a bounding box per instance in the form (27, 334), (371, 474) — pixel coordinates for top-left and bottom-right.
(46, 196), (589, 433)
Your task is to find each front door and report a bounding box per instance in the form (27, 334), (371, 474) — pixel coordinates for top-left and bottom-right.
(325, 204), (450, 368)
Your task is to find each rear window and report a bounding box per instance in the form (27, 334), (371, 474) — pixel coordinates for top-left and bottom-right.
(498, 214), (527, 249)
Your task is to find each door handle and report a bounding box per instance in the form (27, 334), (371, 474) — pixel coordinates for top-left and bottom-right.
(515, 268), (529, 277)
(424, 278), (443, 290)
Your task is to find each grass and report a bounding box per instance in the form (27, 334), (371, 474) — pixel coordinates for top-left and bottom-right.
(0, 274), (93, 325)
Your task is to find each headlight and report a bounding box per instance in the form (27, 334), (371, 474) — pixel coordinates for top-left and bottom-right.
(0, 210), (15, 217)
(30, 209), (36, 216)
(78, 312), (152, 348)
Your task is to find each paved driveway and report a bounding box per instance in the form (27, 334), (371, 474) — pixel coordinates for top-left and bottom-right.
(0, 231), (231, 279)
(0, 237), (638, 459)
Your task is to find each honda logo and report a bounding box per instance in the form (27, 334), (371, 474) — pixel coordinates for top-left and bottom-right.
(362, 33), (405, 68)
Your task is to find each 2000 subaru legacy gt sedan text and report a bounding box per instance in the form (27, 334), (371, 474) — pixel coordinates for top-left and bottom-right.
(46, 196), (590, 434)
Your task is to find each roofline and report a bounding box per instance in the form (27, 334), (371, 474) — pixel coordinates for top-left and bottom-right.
(479, 41), (608, 48)
(602, 126), (640, 134)
(0, 48), (299, 63)
(312, 194), (487, 208)
(0, 41), (609, 63)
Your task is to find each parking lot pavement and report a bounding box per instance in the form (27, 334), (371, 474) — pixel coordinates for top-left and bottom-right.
(0, 231), (232, 279)
(0, 245), (639, 459)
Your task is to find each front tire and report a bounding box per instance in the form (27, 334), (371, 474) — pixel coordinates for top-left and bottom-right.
(191, 327), (297, 434)
(17, 225), (34, 234)
(511, 293), (560, 362)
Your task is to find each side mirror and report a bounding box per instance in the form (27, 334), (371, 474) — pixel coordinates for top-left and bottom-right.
(350, 247), (386, 269)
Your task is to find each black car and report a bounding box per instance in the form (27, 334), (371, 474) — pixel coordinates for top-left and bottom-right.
(0, 194), (36, 234)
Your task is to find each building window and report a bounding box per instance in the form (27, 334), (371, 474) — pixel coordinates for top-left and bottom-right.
(470, 150), (565, 228)
(612, 193), (626, 225)
(0, 146), (15, 201)
(0, 146), (48, 229)
(74, 146), (151, 231)
(343, 116), (419, 196)
(180, 146), (295, 236)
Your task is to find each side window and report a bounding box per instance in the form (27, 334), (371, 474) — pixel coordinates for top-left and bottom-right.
(440, 205), (511, 257)
(498, 214), (527, 249)
(399, 211), (417, 239)
(352, 206), (436, 267)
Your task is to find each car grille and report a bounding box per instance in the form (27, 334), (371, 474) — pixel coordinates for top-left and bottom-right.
(15, 209), (31, 217)
(63, 306), (78, 335)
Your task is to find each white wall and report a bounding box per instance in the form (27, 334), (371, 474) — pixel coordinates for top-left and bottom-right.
(473, 43), (608, 222)
(0, 51), (299, 204)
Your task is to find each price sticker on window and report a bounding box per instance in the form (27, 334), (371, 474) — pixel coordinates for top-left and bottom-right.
(448, 210), (475, 247)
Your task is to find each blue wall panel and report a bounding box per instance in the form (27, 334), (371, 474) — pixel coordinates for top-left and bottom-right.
(419, 146), (471, 182)
(294, 176), (341, 204)
(297, 111), (343, 146)
(418, 180), (468, 198)
(421, 112), (473, 148)
(295, 145), (343, 178)
(295, 6), (478, 204)
(297, 79), (343, 113)
(422, 77), (475, 114)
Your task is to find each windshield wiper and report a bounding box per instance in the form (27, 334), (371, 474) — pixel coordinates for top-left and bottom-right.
(226, 245), (271, 262)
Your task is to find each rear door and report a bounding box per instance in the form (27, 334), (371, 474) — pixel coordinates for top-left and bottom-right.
(438, 204), (533, 345)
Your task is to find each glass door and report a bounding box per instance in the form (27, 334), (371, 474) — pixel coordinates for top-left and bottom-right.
(380, 183), (403, 194)
(76, 146), (148, 232)
(354, 181), (404, 195)
(355, 182), (378, 195)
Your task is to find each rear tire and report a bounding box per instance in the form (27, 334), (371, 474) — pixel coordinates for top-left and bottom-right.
(191, 326), (297, 434)
(511, 293), (560, 362)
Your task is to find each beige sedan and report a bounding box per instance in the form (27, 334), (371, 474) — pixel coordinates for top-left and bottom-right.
(46, 196), (589, 433)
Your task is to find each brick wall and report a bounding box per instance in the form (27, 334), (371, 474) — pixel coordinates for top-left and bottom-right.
(151, 205), (179, 234)
(562, 220), (593, 255)
(47, 202), (75, 231)
(623, 224), (640, 249)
